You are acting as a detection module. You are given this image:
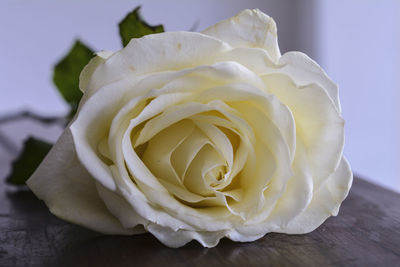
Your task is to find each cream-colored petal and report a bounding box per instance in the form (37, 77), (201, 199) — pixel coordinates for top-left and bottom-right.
(277, 52), (341, 112)
(283, 157), (353, 234)
(190, 113), (236, 130)
(123, 129), (168, 192)
(229, 103), (293, 221)
(228, 140), (275, 219)
(142, 120), (194, 187)
(159, 178), (225, 207)
(171, 127), (211, 180)
(26, 129), (132, 235)
(78, 51), (115, 110)
(135, 102), (214, 146)
(96, 178), (147, 232)
(195, 83), (296, 162)
(202, 9), (280, 61)
(263, 73), (344, 189)
(155, 61), (266, 96)
(97, 137), (111, 161)
(146, 224), (226, 248)
(111, 161), (198, 232)
(71, 77), (147, 191)
(252, 139), (313, 227)
(215, 49), (341, 113)
(221, 188), (243, 202)
(193, 120), (233, 170)
(89, 32), (231, 92)
(79, 51), (114, 93)
(183, 144), (222, 196)
(190, 113), (249, 187)
(215, 47), (278, 75)
(124, 174), (237, 231)
(231, 102), (292, 179)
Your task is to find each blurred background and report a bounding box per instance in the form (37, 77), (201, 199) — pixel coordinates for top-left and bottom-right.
(0, 0), (399, 192)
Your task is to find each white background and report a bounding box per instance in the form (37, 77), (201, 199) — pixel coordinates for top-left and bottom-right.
(0, 0), (399, 192)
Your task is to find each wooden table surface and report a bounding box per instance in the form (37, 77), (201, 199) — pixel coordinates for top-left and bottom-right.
(1, 176), (399, 267)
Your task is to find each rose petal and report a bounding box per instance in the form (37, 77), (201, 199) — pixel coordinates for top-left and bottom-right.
(89, 32), (231, 91)
(195, 83), (296, 162)
(96, 177), (147, 231)
(146, 224), (226, 248)
(264, 139), (313, 226)
(215, 47), (278, 75)
(142, 120), (194, 187)
(26, 129), (132, 235)
(71, 78), (146, 191)
(171, 127), (211, 180)
(244, 139), (313, 232)
(135, 102), (212, 147)
(231, 103), (293, 220)
(193, 120), (233, 172)
(229, 140), (275, 219)
(283, 156), (353, 233)
(79, 51), (114, 93)
(277, 52), (341, 112)
(263, 73), (344, 190)
(158, 178), (224, 206)
(190, 113), (249, 186)
(202, 9), (280, 62)
(184, 144), (224, 195)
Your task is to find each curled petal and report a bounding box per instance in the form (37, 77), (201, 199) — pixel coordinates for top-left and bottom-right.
(146, 224), (226, 248)
(202, 9), (281, 61)
(79, 50), (114, 96)
(89, 32), (231, 91)
(277, 52), (341, 112)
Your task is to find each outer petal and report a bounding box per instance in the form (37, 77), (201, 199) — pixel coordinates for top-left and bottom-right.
(257, 139), (313, 227)
(213, 50), (340, 112)
(283, 156), (353, 234)
(277, 52), (341, 112)
(263, 73), (344, 189)
(79, 51), (114, 93)
(78, 50), (114, 108)
(202, 9), (280, 62)
(146, 224), (226, 248)
(88, 32), (231, 92)
(26, 129), (132, 235)
(96, 181), (147, 232)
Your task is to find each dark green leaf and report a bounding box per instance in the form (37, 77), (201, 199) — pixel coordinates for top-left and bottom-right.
(53, 40), (94, 116)
(119, 6), (164, 47)
(6, 137), (52, 185)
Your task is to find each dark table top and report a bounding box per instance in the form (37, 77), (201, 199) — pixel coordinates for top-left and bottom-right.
(1, 176), (400, 267)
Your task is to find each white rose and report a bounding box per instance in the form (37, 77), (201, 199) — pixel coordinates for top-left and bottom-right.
(27, 9), (352, 248)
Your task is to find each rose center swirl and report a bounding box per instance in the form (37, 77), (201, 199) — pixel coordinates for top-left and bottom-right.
(132, 108), (247, 208)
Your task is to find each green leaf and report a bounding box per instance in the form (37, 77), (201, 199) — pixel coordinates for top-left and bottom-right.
(53, 40), (94, 116)
(119, 6), (164, 47)
(6, 137), (52, 185)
